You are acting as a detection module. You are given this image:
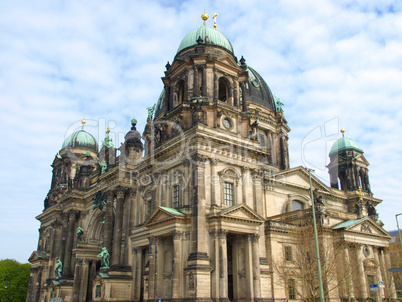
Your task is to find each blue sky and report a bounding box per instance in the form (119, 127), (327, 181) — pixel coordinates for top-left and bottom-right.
(0, 0), (401, 263)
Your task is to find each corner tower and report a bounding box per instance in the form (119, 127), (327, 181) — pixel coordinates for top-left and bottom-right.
(327, 129), (371, 194)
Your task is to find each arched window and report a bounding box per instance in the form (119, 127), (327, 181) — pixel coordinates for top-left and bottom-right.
(285, 200), (305, 212)
(219, 78), (230, 102)
(173, 80), (185, 108)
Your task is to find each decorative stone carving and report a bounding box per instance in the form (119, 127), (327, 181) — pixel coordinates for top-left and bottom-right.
(361, 222), (372, 233)
(171, 230), (182, 240)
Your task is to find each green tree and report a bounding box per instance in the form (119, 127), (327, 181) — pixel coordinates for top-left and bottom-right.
(0, 259), (31, 302)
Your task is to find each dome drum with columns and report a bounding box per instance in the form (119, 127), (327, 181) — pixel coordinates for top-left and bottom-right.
(28, 12), (396, 302)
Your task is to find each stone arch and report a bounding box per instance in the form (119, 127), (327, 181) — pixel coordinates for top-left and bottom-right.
(85, 210), (105, 245)
(218, 77), (232, 104)
(173, 79), (185, 108)
(283, 194), (309, 213)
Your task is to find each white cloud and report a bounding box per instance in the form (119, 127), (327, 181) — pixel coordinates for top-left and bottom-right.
(0, 0), (401, 262)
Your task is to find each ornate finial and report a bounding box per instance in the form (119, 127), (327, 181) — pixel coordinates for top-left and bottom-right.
(341, 128), (345, 137)
(81, 118), (86, 129)
(357, 186), (364, 201)
(213, 13), (218, 30)
(201, 11), (209, 26)
(106, 126), (111, 138)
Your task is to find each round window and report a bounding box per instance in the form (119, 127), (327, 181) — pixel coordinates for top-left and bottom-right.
(223, 118), (232, 129)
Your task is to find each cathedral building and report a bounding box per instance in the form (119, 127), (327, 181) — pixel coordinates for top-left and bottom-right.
(27, 12), (397, 302)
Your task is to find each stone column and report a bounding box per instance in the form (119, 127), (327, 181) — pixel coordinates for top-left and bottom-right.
(251, 234), (261, 299)
(63, 211), (77, 276)
(343, 245), (355, 298)
(188, 154), (208, 256)
(233, 77), (239, 107)
(134, 248), (143, 301)
(104, 191), (114, 253)
(172, 231), (183, 298)
(245, 234), (254, 300)
(210, 229), (219, 299)
(201, 64), (207, 96)
(210, 158), (218, 206)
(79, 259), (89, 302)
(356, 245), (368, 298)
(384, 249), (397, 299)
(112, 187), (125, 266)
(72, 260), (81, 301)
(241, 82), (247, 112)
(214, 69), (218, 100)
(252, 169), (263, 213)
(182, 160), (190, 207)
(148, 237), (157, 300)
(186, 154), (211, 300)
(193, 65), (199, 97)
(219, 229), (228, 299)
(58, 213), (68, 267)
(242, 167), (251, 207)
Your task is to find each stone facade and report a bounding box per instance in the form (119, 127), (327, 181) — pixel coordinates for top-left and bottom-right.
(27, 19), (397, 302)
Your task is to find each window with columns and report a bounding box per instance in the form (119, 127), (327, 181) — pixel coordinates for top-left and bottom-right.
(224, 182), (234, 206)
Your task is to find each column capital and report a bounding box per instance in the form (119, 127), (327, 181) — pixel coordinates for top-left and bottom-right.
(209, 158), (219, 166)
(209, 229), (218, 239)
(183, 159), (191, 167)
(191, 154), (208, 167)
(171, 230), (182, 240)
(115, 186), (126, 199)
(218, 229), (228, 239)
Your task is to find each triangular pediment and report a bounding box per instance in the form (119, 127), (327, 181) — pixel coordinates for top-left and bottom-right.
(270, 166), (332, 194)
(144, 206), (187, 228)
(28, 251), (49, 263)
(332, 217), (391, 238)
(211, 204), (264, 224)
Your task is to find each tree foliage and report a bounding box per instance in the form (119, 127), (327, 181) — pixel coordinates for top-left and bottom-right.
(388, 235), (402, 299)
(0, 259), (31, 302)
(273, 223), (358, 302)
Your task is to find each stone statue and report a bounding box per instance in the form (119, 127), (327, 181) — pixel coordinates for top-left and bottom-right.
(93, 191), (107, 211)
(99, 160), (107, 174)
(313, 189), (324, 206)
(147, 104), (156, 121)
(55, 259), (62, 278)
(98, 247), (110, 268)
(250, 118), (259, 140)
(366, 201), (377, 217)
(76, 226), (84, 243)
(274, 95), (284, 112)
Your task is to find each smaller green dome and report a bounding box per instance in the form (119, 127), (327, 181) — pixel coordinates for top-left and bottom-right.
(329, 137), (363, 156)
(61, 130), (98, 153)
(177, 26), (234, 54)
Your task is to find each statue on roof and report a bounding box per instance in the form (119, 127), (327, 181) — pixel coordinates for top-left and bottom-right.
(55, 259), (62, 278)
(98, 247), (110, 268)
(92, 191), (107, 211)
(76, 226), (85, 244)
(147, 104), (156, 121)
(99, 160), (107, 174)
(274, 95), (284, 113)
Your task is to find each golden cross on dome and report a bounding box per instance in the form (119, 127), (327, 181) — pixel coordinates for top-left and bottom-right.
(357, 186), (364, 201)
(81, 118), (86, 129)
(213, 13), (218, 30)
(341, 128), (345, 137)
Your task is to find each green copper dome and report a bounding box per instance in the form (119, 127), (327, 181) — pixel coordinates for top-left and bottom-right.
(329, 137), (363, 156)
(177, 26), (234, 54)
(61, 129), (98, 153)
